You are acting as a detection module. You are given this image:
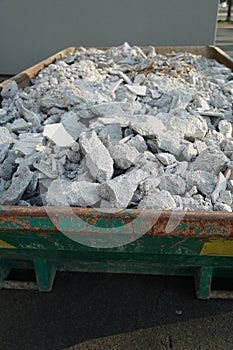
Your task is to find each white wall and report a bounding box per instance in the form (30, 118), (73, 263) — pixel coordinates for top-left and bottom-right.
(0, 0), (219, 74)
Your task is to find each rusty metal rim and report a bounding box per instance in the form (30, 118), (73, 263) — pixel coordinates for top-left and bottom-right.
(0, 205), (233, 219)
(0, 206), (233, 238)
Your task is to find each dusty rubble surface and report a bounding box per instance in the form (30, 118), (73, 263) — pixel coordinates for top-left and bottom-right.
(1, 42), (233, 211)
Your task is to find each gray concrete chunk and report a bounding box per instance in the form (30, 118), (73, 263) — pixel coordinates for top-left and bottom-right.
(193, 140), (207, 155)
(217, 190), (232, 206)
(126, 135), (148, 153)
(146, 139), (158, 153)
(0, 127), (14, 144)
(186, 171), (217, 196)
(33, 159), (58, 179)
(79, 130), (114, 183)
(191, 151), (228, 175)
(99, 123), (122, 145)
(169, 113), (208, 139)
(17, 103), (41, 130)
(1, 81), (18, 99)
(182, 143), (197, 162)
(214, 202), (232, 212)
(91, 102), (130, 118)
(0, 164), (33, 205)
(0, 143), (10, 163)
(0, 151), (17, 181)
(98, 168), (146, 208)
(10, 118), (31, 132)
(61, 111), (87, 140)
(218, 120), (232, 138)
(139, 176), (161, 196)
(46, 179), (101, 207)
(175, 161), (189, 178)
(138, 189), (176, 210)
(157, 153), (176, 166)
(98, 116), (130, 127)
(211, 172), (227, 203)
(182, 197), (213, 211)
(109, 143), (139, 170)
(77, 158), (95, 183)
(159, 174), (186, 195)
(125, 84), (147, 96)
(220, 139), (233, 157)
(13, 133), (43, 156)
(156, 130), (184, 157)
(227, 180), (233, 192)
(129, 115), (166, 138)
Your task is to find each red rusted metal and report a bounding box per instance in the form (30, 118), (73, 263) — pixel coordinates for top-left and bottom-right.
(210, 290), (233, 299)
(0, 206), (233, 238)
(0, 280), (38, 290)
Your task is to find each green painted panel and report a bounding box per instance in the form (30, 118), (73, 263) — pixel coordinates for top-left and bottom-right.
(0, 231), (204, 255)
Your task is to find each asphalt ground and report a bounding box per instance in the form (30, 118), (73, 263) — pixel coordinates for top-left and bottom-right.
(216, 22), (233, 58)
(216, 4), (233, 57)
(1, 273), (233, 350)
(1, 7), (233, 350)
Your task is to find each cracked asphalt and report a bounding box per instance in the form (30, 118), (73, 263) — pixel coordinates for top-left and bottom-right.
(0, 272), (233, 350)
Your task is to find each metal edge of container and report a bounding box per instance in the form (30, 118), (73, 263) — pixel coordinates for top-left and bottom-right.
(0, 206), (233, 238)
(0, 45), (233, 239)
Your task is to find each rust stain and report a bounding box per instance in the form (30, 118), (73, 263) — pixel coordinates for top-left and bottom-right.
(210, 290), (233, 299)
(38, 232), (50, 238)
(0, 207), (233, 238)
(2, 281), (38, 290)
(127, 60), (195, 79)
(170, 237), (189, 249)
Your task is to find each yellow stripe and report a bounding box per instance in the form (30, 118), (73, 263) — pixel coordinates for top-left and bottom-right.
(200, 239), (233, 257)
(0, 240), (16, 249)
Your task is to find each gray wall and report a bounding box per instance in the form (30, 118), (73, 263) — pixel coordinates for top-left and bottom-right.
(0, 0), (219, 74)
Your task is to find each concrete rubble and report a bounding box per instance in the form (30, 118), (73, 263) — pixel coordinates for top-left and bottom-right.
(97, 168), (147, 208)
(186, 171), (217, 197)
(99, 124), (122, 145)
(60, 111), (87, 140)
(43, 123), (75, 147)
(191, 151), (228, 175)
(129, 115), (166, 138)
(79, 130), (114, 183)
(159, 174), (186, 195)
(1, 43), (233, 212)
(126, 135), (148, 153)
(157, 153), (176, 166)
(0, 164), (33, 205)
(109, 143), (139, 170)
(0, 127), (14, 144)
(138, 189), (176, 210)
(211, 172), (227, 204)
(46, 179), (101, 207)
(13, 133), (43, 156)
(16, 102), (41, 130)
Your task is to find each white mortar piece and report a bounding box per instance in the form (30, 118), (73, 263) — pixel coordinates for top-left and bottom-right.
(43, 123), (75, 147)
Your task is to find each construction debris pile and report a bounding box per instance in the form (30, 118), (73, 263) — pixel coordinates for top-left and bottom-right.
(1, 43), (233, 211)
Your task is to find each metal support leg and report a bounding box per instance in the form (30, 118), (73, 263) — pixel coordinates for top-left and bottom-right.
(0, 260), (10, 282)
(34, 259), (56, 292)
(195, 266), (213, 299)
